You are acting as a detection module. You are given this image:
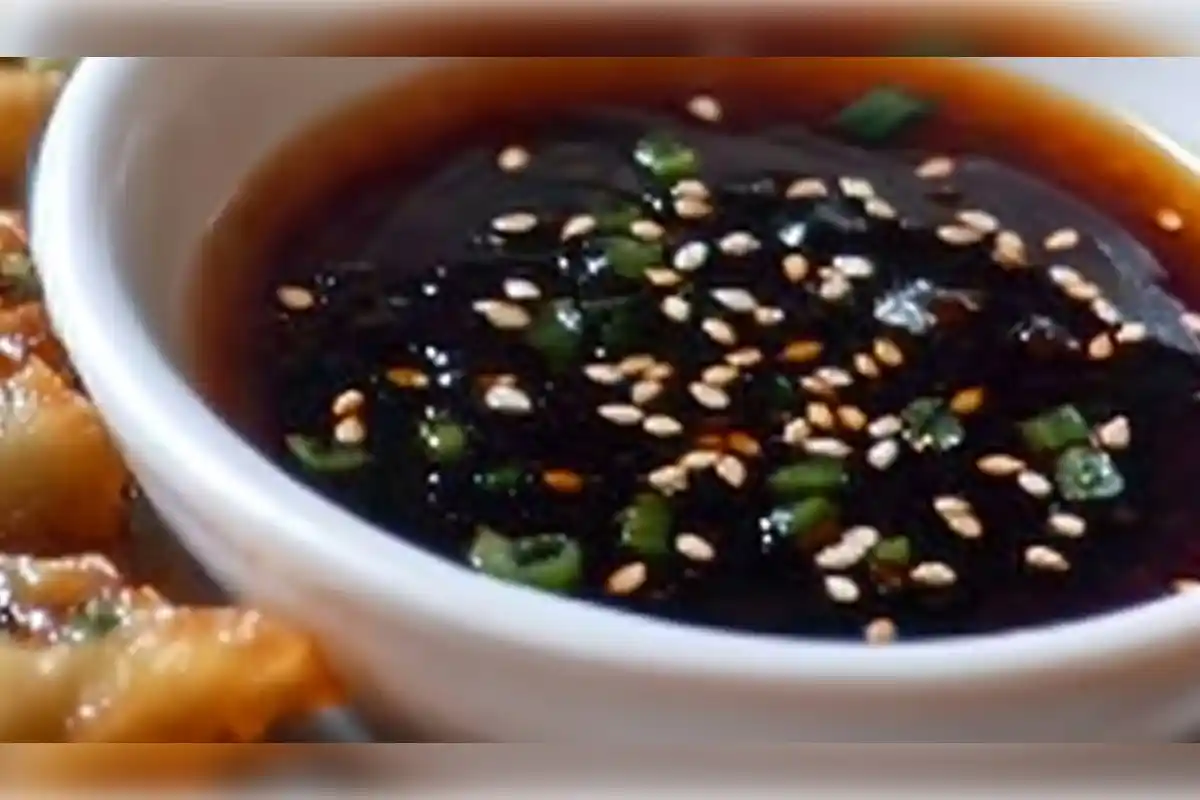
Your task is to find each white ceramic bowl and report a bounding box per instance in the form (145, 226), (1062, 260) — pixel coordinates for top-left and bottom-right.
(29, 54), (1200, 741)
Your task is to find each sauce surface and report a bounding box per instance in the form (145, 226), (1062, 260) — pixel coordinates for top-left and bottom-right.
(194, 58), (1200, 642)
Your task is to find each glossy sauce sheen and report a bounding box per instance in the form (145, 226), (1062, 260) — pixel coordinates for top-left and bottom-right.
(194, 58), (1200, 641)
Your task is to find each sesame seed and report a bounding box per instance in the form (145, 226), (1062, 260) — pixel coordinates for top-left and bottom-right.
(950, 387), (985, 415)
(631, 379), (665, 406)
(386, 367), (430, 389)
(864, 617), (897, 645)
(815, 543), (864, 571)
(854, 353), (881, 379)
(644, 414), (684, 438)
(645, 268), (684, 288)
(843, 525), (881, 551)
(1025, 545), (1070, 572)
(503, 278), (541, 301)
(619, 354), (656, 376)
(946, 513), (983, 540)
(956, 209), (1000, 234)
(824, 575), (861, 604)
(865, 197), (898, 220)
(1116, 322), (1148, 344)
(648, 464), (689, 495)
(1087, 333), (1115, 361)
(1091, 298), (1122, 326)
(473, 299), (532, 330)
(715, 455), (748, 488)
(868, 415), (903, 440)
(910, 562), (957, 588)
(1064, 281), (1101, 303)
(1048, 265), (1085, 288)
(781, 340), (824, 364)
(976, 454), (1026, 477)
(660, 294), (692, 323)
(915, 156), (955, 180)
(1017, 470), (1055, 499)
(674, 179), (710, 200)
(1173, 578), (1200, 595)
(719, 231), (761, 256)
(560, 214), (597, 241)
(711, 288), (759, 314)
(543, 469), (584, 494)
(702, 364), (739, 387)
(1096, 415), (1130, 450)
(1157, 208), (1184, 232)
(701, 318), (738, 347)
(631, 219), (665, 242)
(606, 562), (648, 595)
(726, 348), (764, 368)
(727, 431), (762, 458)
(756, 307), (786, 327)
(497, 145), (531, 173)
(277, 285), (315, 311)
(934, 496), (971, 516)
(492, 211), (539, 234)
(673, 241), (710, 272)
(680, 450), (721, 471)
(334, 416), (366, 445)
(800, 376), (834, 396)
(485, 384), (534, 415)
(1182, 311), (1200, 335)
(584, 363), (624, 386)
(804, 438), (853, 458)
(837, 405), (868, 431)
(687, 94), (723, 123)
(675, 196), (713, 220)
(782, 254), (810, 283)
(786, 178), (828, 199)
(819, 273), (852, 302)
(873, 338), (904, 368)
(993, 230), (1027, 267)
(1048, 512), (1087, 538)
(690, 382), (731, 410)
(833, 254), (874, 279)
(866, 438), (900, 471)
(646, 363), (674, 382)
(815, 367), (854, 388)
(1044, 228), (1080, 252)
(839, 177), (874, 199)
(782, 418), (811, 446)
(598, 404), (645, 426)
(332, 389), (365, 418)
(676, 533), (716, 562)
(807, 402), (836, 430)
(937, 225), (984, 246)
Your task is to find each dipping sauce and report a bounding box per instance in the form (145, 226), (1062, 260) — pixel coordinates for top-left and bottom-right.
(194, 58), (1200, 643)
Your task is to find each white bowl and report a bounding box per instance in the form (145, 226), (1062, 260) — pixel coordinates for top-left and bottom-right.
(29, 51), (1200, 741)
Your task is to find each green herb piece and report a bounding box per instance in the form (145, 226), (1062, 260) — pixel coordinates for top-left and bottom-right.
(419, 417), (468, 465)
(603, 237), (664, 281)
(526, 299), (585, 371)
(1020, 405), (1091, 453)
(0, 253), (40, 303)
(870, 536), (912, 567)
(475, 465), (525, 493)
(468, 527), (583, 593)
(1055, 446), (1126, 502)
(634, 132), (700, 183)
(67, 600), (123, 640)
(285, 434), (370, 472)
(768, 457), (847, 497)
(594, 204), (643, 233)
(833, 87), (935, 144)
(901, 397), (964, 453)
(768, 497), (837, 541)
(619, 492), (673, 557)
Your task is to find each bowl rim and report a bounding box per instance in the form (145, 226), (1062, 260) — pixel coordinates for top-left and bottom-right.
(31, 56), (1200, 689)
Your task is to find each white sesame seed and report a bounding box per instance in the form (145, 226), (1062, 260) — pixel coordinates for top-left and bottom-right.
(993, 230), (1027, 267)
(676, 533), (716, 562)
(680, 450), (721, 471)
(675, 196), (713, 220)
(690, 381), (731, 410)
(1025, 545), (1070, 572)
(865, 197), (898, 220)
(839, 177), (874, 199)
(824, 575), (861, 604)
(1044, 228), (1081, 252)
(782, 418), (811, 446)
(726, 348), (763, 368)
(503, 278), (541, 301)
(910, 562), (957, 588)
(333, 416), (366, 445)
(645, 268), (683, 288)
(332, 389), (365, 418)
(674, 179), (710, 200)
(584, 363), (624, 386)
(976, 454), (1026, 477)
(497, 145), (531, 173)
(485, 384), (534, 415)
(1048, 512), (1087, 539)
(1017, 470), (1055, 499)
(956, 209), (1000, 235)
(631, 219), (665, 241)
(598, 404), (645, 426)
(492, 211), (539, 234)
(606, 562), (648, 595)
(866, 438), (900, 471)
(946, 513), (983, 540)
(1116, 322), (1148, 344)
(715, 455), (748, 488)
(807, 402), (836, 430)
(819, 272), (852, 302)
(631, 380), (664, 406)
(934, 496), (971, 516)
(754, 306), (785, 327)
(804, 438), (853, 458)
(1087, 333), (1115, 361)
(473, 299), (532, 330)
(837, 405), (868, 432)
(1183, 311), (1200, 335)
(800, 376), (833, 396)
(873, 338), (904, 368)
(660, 294), (692, 323)
(277, 285), (315, 311)
(1157, 208), (1184, 232)
(1092, 298), (1123, 326)
(702, 364), (739, 387)
(619, 354), (656, 376)
(561, 214), (597, 241)
(648, 464), (689, 495)
(833, 254), (874, 279)
(815, 367), (854, 388)
(711, 288), (759, 314)
(644, 414), (683, 438)
(1064, 281), (1101, 303)
(815, 543), (863, 571)
(1048, 265), (1085, 288)
(854, 353), (881, 379)
(865, 617), (897, 645)
(785, 178), (828, 199)
(673, 241), (710, 272)
(782, 253), (810, 283)
(937, 225), (984, 246)
(868, 415), (903, 440)
(1096, 415), (1131, 450)
(701, 318), (738, 347)
(687, 94), (723, 123)
(646, 363), (674, 382)
(915, 156), (954, 180)
(719, 231), (761, 256)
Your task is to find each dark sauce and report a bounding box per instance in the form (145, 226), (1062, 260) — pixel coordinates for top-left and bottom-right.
(194, 58), (1200, 643)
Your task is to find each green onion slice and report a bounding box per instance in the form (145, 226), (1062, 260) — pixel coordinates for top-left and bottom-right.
(475, 465), (526, 493)
(833, 87), (935, 144)
(901, 397), (964, 453)
(526, 299), (585, 371)
(768, 457), (847, 497)
(634, 133), (700, 183)
(603, 237), (664, 281)
(870, 536), (912, 567)
(468, 527), (583, 593)
(419, 417), (469, 465)
(1020, 405), (1091, 453)
(285, 434), (370, 472)
(768, 497), (837, 541)
(619, 492), (673, 557)
(1055, 446), (1125, 502)
(67, 599), (123, 641)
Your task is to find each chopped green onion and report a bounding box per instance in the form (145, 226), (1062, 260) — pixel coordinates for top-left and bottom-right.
(468, 527), (583, 592)
(594, 204), (643, 233)
(1020, 405), (1091, 453)
(1055, 446), (1126, 502)
(526, 299), (585, 371)
(603, 237), (663, 280)
(475, 465), (526, 493)
(634, 133), (700, 183)
(768, 457), (847, 497)
(67, 600), (123, 640)
(285, 434), (370, 472)
(419, 417), (468, 464)
(619, 492), (673, 557)
(870, 536), (912, 567)
(901, 397), (964, 453)
(833, 87), (935, 144)
(768, 497), (837, 541)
